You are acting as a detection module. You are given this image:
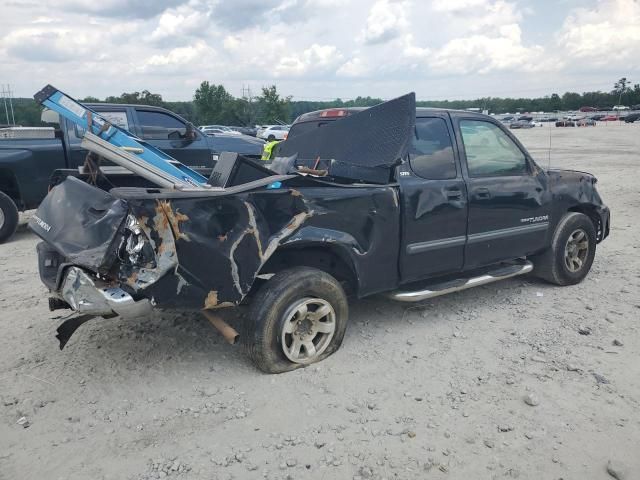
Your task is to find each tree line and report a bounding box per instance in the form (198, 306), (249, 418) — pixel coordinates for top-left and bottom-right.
(4, 78), (638, 127)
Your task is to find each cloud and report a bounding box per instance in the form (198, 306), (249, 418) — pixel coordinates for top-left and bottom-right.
(431, 0), (489, 13)
(363, 0), (409, 45)
(429, 24), (547, 74)
(0, 0), (638, 101)
(145, 42), (212, 68)
(211, 0), (282, 30)
(2, 28), (93, 62)
(55, 0), (185, 18)
(275, 44), (343, 76)
(150, 4), (213, 44)
(556, 0), (640, 67)
(337, 55), (370, 78)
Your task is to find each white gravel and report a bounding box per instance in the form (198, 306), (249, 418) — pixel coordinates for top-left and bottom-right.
(1, 123), (639, 480)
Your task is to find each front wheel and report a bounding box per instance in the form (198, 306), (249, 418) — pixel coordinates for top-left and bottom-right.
(532, 212), (596, 286)
(243, 267), (348, 373)
(0, 191), (19, 244)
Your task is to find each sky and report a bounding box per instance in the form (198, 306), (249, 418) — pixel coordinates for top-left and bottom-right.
(1, 0), (639, 101)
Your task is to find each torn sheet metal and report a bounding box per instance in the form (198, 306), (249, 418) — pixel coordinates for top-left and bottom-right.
(120, 186), (315, 309)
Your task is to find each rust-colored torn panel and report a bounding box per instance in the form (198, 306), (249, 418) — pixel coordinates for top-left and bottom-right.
(159, 200), (191, 242)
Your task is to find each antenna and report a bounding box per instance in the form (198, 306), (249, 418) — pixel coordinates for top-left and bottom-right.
(547, 122), (552, 170)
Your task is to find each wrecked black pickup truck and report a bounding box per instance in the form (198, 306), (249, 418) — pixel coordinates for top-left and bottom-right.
(30, 92), (610, 373)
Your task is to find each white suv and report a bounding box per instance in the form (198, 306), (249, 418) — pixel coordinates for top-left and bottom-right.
(258, 125), (289, 141)
(199, 125), (241, 135)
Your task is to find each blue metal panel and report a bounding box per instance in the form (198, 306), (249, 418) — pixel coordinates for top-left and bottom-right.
(34, 85), (209, 187)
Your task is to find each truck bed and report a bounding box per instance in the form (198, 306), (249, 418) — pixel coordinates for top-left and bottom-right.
(0, 138), (67, 209)
(31, 175), (400, 312)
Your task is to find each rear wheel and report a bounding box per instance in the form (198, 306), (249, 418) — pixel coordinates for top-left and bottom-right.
(532, 212), (596, 286)
(267, 134), (276, 141)
(0, 191), (19, 244)
(243, 267), (348, 373)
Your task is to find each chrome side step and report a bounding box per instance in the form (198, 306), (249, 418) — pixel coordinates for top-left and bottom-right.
(388, 261), (533, 303)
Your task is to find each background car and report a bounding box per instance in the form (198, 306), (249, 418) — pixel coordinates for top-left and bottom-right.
(509, 120), (534, 129)
(624, 113), (640, 123)
(576, 118), (596, 126)
(199, 125), (242, 135)
(612, 105), (629, 111)
(258, 125), (290, 141)
(229, 126), (258, 136)
(600, 115), (619, 121)
(555, 120), (576, 127)
(200, 127), (227, 135)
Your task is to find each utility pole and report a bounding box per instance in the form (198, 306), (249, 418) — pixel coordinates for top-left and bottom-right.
(242, 85), (255, 125)
(1, 84), (16, 126)
(8, 85), (15, 125)
(1, 85), (9, 126)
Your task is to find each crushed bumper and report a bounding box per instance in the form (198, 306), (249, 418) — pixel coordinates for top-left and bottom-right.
(59, 266), (152, 318)
(597, 206), (610, 242)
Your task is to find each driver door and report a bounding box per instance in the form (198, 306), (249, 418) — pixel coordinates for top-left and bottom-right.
(454, 116), (551, 269)
(133, 109), (213, 168)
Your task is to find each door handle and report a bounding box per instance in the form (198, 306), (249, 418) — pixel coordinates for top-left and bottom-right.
(446, 189), (463, 200)
(475, 187), (491, 198)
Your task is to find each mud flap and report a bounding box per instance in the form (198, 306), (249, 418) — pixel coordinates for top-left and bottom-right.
(55, 314), (96, 350)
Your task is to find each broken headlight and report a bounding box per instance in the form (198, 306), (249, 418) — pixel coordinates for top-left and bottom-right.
(120, 214), (155, 267)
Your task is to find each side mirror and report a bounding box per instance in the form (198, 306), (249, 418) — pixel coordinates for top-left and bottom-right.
(185, 123), (197, 141)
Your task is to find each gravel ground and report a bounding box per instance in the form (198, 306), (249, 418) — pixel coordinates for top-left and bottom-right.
(1, 123), (639, 480)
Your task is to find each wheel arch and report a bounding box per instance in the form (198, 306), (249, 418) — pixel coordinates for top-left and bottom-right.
(258, 243), (360, 296)
(567, 204), (604, 242)
(0, 169), (23, 209)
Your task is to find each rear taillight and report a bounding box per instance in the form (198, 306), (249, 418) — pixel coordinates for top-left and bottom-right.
(320, 109), (347, 118)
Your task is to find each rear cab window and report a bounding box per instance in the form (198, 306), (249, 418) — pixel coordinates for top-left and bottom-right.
(409, 118), (457, 180)
(70, 109), (130, 139)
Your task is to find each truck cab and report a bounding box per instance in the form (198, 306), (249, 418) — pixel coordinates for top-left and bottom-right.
(288, 107), (609, 284)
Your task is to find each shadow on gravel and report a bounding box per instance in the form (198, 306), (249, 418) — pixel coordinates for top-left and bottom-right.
(47, 275), (549, 377)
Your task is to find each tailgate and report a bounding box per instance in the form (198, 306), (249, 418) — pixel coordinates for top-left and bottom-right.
(28, 176), (128, 273)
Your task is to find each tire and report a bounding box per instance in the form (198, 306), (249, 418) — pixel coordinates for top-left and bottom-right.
(532, 212), (596, 286)
(243, 267), (348, 374)
(267, 135), (276, 141)
(0, 191), (19, 244)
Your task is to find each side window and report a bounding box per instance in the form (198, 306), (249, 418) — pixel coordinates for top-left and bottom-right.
(409, 117), (457, 180)
(137, 110), (186, 140)
(460, 120), (527, 177)
(72, 111), (129, 138)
